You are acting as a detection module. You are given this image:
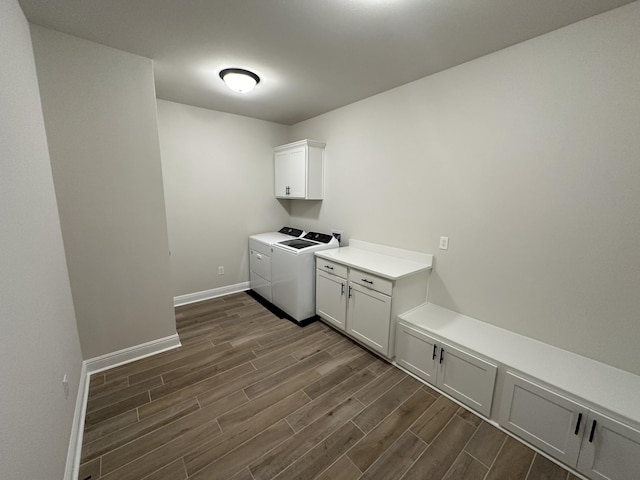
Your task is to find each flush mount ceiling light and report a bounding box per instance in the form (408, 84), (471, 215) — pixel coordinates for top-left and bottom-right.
(219, 68), (260, 93)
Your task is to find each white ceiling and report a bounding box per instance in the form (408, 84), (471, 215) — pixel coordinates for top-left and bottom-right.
(19, 0), (634, 125)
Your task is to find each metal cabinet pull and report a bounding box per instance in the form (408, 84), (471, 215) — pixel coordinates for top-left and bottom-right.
(361, 278), (373, 285)
(589, 420), (597, 443)
(341, 283), (345, 296)
(325, 265), (334, 270)
(432, 344), (437, 360)
(574, 413), (582, 435)
(348, 285), (352, 298)
(439, 348), (445, 364)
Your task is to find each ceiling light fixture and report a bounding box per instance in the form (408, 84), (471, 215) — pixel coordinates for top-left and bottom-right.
(219, 68), (260, 93)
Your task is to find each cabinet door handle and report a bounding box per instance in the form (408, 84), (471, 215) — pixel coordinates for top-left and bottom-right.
(432, 344), (437, 360)
(341, 283), (345, 296)
(325, 265), (334, 270)
(588, 420), (597, 443)
(361, 278), (373, 285)
(439, 348), (445, 364)
(348, 285), (352, 298)
(574, 413), (583, 435)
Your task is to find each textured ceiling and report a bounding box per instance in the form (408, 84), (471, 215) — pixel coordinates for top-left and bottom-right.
(19, 0), (634, 125)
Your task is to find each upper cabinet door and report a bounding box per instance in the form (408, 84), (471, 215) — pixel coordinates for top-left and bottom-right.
(286, 146), (307, 198)
(274, 150), (291, 197)
(274, 139), (325, 200)
(577, 409), (640, 480)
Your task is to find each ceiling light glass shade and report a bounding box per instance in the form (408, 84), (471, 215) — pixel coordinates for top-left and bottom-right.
(219, 68), (260, 93)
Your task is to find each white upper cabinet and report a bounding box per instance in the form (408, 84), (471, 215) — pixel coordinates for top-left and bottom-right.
(274, 139), (325, 199)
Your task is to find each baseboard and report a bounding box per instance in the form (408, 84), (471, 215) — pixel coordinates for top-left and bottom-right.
(174, 282), (250, 307)
(64, 333), (182, 478)
(85, 333), (182, 375)
(64, 363), (88, 480)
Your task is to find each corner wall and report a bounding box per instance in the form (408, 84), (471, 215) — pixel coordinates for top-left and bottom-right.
(157, 99), (290, 297)
(0, 1), (83, 478)
(289, 2), (640, 375)
(30, 25), (176, 359)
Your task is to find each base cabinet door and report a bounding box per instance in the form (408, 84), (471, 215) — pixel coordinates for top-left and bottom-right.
(500, 372), (587, 467)
(438, 343), (496, 418)
(346, 282), (391, 356)
(316, 270), (347, 331)
(576, 410), (640, 480)
(395, 322), (438, 384)
(394, 323), (496, 417)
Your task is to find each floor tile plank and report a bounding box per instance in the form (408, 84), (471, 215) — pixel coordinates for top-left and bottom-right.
(347, 388), (436, 472)
(485, 436), (536, 480)
(400, 415), (478, 480)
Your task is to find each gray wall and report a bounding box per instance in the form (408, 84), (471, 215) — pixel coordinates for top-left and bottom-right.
(289, 2), (640, 375)
(0, 1), (83, 478)
(30, 26), (176, 359)
(157, 99), (290, 297)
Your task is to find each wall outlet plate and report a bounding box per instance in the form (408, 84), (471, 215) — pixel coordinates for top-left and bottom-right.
(439, 236), (449, 250)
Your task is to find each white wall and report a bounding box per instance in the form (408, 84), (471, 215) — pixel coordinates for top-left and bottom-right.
(157, 100), (290, 297)
(30, 26), (176, 359)
(289, 2), (640, 375)
(0, 1), (83, 478)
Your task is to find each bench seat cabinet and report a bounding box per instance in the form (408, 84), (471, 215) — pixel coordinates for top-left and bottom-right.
(274, 139), (325, 200)
(500, 371), (640, 479)
(395, 321), (497, 417)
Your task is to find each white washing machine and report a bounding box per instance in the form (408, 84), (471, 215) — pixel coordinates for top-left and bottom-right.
(249, 227), (304, 302)
(271, 232), (339, 323)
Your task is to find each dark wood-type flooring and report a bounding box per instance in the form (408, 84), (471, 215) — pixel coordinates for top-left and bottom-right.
(78, 292), (580, 480)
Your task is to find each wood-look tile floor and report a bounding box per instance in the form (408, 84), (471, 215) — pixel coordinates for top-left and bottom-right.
(78, 292), (580, 480)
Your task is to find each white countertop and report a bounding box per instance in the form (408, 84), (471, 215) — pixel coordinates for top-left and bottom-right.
(315, 239), (433, 280)
(400, 303), (640, 427)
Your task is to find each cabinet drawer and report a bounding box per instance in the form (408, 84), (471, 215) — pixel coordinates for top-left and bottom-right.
(317, 259), (347, 278)
(349, 268), (392, 296)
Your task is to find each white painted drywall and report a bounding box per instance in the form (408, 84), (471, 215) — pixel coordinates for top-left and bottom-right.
(289, 2), (640, 375)
(30, 26), (176, 359)
(156, 100), (290, 296)
(0, 1), (83, 478)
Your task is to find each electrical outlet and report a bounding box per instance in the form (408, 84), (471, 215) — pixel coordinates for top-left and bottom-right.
(62, 374), (69, 399)
(439, 236), (449, 250)
(218, 266), (224, 275)
(331, 230), (343, 245)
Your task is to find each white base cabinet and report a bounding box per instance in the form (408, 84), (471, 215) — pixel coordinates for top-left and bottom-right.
(314, 241), (432, 359)
(396, 321), (497, 417)
(500, 371), (640, 479)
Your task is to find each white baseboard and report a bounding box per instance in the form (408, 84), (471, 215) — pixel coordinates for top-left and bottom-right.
(64, 333), (182, 479)
(85, 333), (182, 375)
(174, 282), (250, 307)
(64, 363), (88, 480)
